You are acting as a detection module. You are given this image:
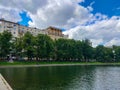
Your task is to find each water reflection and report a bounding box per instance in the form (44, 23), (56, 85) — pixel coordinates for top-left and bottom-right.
(93, 66), (120, 90)
(0, 66), (120, 90)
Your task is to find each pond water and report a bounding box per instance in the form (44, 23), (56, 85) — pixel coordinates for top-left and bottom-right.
(0, 65), (120, 90)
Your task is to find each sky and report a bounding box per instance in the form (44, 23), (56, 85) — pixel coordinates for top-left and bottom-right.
(0, 0), (120, 47)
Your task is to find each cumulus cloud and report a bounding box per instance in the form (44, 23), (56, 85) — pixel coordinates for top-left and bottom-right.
(28, 0), (90, 29)
(0, 0), (49, 21)
(64, 16), (120, 47)
(0, 0), (87, 29)
(0, 5), (21, 22)
(0, 0), (120, 46)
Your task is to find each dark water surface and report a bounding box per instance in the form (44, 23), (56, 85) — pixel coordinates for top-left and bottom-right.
(0, 65), (120, 90)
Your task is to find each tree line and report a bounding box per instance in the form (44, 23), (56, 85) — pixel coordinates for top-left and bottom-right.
(0, 31), (120, 62)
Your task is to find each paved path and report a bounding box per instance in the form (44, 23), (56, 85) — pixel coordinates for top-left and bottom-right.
(0, 74), (13, 90)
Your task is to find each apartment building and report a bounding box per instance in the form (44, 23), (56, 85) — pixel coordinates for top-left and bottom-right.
(0, 19), (44, 37)
(18, 25), (46, 36)
(45, 26), (68, 40)
(0, 19), (68, 39)
(0, 19), (19, 37)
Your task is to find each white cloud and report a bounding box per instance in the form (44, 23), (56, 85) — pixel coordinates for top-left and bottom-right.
(0, 0), (120, 46)
(28, 0), (90, 29)
(0, 0), (86, 29)
(64, 16), (120, 47)
(0, 0), (49, 22)
(0, 5), (21, 22)
(105, 38), (120, 46)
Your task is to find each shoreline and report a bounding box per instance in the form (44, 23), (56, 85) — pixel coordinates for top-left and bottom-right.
(1, 63), (120, 68)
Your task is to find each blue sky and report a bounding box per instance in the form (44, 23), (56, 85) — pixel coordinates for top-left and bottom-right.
(0, 0), (120, 46)
(18, 11), (32, 26)
(80, 0), (120, 17)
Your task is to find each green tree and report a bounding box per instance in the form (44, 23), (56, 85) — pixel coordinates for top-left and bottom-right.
(82, 39), (93, 62)
(55, 39), (78, 61)
(35, 34), (54, 60)
(75, 40), (83, 61)
(113, 46), (120, 62)
(55, 39), (69, 61)
(22, 32), (35, 60)
(12, 37), (23, 60)
(0, 31), (12, 60)
(95, 45), (114, 62)
(95, 45), (105, 62)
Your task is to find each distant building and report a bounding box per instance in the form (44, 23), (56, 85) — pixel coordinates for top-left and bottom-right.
(0, 19), (68, 39)
(0, 18), (20, 37)
(0, 18), (44, 37)
(45, 26), (68, 40)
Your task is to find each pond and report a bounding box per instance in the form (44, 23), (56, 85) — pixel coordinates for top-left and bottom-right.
(0, 65), (120, 90)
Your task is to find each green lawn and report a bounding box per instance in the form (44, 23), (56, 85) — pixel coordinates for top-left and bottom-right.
(0, 61), (120, 66)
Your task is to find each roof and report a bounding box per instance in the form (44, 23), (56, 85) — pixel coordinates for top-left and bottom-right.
(47, 26), (62, 32)
(0, 18), (19, 25)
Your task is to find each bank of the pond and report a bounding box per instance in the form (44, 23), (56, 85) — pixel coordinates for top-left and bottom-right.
(1, 61), (120, 68)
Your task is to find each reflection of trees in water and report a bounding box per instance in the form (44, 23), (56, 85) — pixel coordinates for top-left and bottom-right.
(64, 66), (96, 90)
(0, 67), (27, 89)
(0, 66), (96, 90)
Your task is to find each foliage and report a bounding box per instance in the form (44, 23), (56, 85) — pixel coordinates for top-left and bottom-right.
(35, 34), (54, 60)
(0, 31), (119, 62)
(22, 32), (35, 60)
(0, 31), (12, 59)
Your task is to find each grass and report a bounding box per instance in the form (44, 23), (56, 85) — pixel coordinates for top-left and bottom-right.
(0, 61), (120, 66)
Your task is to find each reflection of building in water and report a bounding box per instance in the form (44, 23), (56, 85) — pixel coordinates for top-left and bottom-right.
(0, 18), (68, 39)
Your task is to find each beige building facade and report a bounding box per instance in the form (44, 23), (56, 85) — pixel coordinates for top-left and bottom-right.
(0, 19), (19, 37)
(45, 26), (68, 40)
(0, 19), (68, 39)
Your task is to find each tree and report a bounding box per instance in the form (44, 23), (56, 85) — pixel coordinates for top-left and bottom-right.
(113, 46), (120, 62)
(35, 34), (54, 60)
(95, 45), (105, 62)
(55, 39), (69, 61)
(22, 32), (35, 60)
(75, 40), (83, 61)
(12, 37), (23, 60)
(0, 31), (12, 60)
(55, 39), (78, 61)
(81, 39), (93, 62)
(94, 45), (113, 62)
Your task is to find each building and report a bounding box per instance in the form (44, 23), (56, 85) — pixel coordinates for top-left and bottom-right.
(0, 18), (43, 37)
(0, 19), (20, 37)
(45, 26), (68, 40)
(0, 19), (68, 39)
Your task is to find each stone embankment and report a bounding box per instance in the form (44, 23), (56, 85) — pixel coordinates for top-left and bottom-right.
(0, 74), (13, 90)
